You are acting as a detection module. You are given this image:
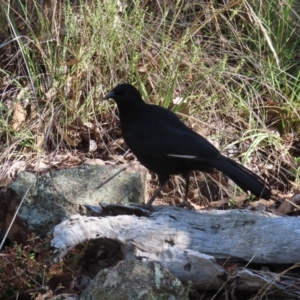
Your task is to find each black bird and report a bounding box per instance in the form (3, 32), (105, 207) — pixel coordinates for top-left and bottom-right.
(104, 83), (271, 207)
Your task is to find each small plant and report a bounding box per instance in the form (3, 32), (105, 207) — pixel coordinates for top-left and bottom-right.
(0, 237), (50, 299)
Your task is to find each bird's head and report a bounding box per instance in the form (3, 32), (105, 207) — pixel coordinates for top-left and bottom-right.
(104, 83), (144, 106)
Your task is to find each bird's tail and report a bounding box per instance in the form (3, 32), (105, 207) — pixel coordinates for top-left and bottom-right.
(209, 157), (271, 200)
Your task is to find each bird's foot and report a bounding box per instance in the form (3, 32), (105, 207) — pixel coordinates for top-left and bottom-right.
(177, 200), (195, 210)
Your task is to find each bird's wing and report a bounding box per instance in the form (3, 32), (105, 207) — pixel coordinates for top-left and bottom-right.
(123, 118), (220, 161)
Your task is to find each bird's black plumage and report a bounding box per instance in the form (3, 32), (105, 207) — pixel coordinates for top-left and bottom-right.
(104, 83), (271, 206)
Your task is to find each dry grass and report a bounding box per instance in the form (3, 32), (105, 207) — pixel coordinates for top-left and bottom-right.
(1, 0), (300, 298)
(0, 0), (299, 191)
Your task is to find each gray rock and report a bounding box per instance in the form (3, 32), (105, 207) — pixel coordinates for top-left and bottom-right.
(9, 165), (146, 236)
(80, 260), (185, 300)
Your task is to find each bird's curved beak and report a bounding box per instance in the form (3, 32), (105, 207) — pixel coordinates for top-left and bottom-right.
(104, 91), (115, 100)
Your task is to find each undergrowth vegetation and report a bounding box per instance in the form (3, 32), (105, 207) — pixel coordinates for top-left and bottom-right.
(0, 0), (300, 189)
(1, 0), (300, 298)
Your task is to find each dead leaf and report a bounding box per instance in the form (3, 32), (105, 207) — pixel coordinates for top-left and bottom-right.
(137, 64), (148, 74)
(34, 132), (45, 151)
(189, 203), (202, 210)
(31, 153), (82, 169)
(249, 199), (274, 210)
(276, 194), (300, 214)
(83, 121), (94, 129)
(32, 160), (50, 172)
(233, 195), (247, 208)
(61, 58), (80, 66)
(63, 155), (82, 166)
(83, 158), (105, 166)
(55, 123), (79, 146)
(7, 161), (26, 178)
(209, 198), (229, 208)
(276, 199), (292, 215)
(12, 103), (26, 130)
(45, 86), (58, 100)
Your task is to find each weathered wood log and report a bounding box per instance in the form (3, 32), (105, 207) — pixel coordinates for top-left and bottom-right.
(51, 206), (300, 295)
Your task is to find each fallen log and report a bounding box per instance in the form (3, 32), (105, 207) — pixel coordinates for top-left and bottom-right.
(51, 205), (300, 295)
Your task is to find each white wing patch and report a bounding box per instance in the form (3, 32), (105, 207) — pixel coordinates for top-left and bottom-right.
(167, 154), (198, 159)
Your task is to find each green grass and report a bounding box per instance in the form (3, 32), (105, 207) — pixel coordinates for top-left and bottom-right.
(0, 0), (300, 187)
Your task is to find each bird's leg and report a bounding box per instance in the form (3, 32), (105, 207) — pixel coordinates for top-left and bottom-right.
(146, 183), (166, 207)
(184, 172), (190, 203)
(178, 172), (195, 210)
